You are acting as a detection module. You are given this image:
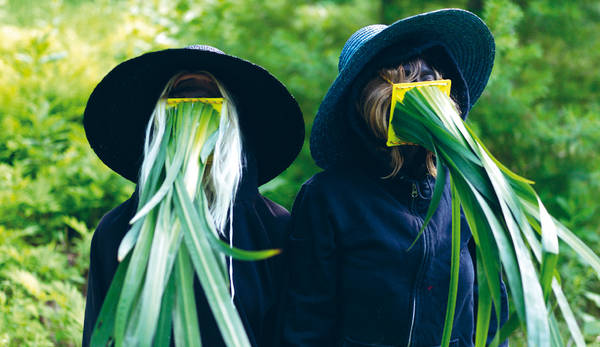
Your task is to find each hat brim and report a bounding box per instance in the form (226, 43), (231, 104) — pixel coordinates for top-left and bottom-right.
(84, 48), (304, 185)
(310, 9), (495, 169)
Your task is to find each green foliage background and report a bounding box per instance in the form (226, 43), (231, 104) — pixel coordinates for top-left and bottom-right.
(0, 0), (598, 345)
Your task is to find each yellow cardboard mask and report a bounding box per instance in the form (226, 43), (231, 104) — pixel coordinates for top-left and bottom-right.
(166, 97), (224, 113)
(386, 79), (451, 146)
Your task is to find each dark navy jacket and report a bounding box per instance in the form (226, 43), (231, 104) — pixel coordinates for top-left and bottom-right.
(82, 155), (289, 347)
(281, 162), (509, 347)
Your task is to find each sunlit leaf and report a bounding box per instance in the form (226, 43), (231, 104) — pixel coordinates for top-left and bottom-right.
(92, 101), (272, 346)
(391, 85), (598, 345)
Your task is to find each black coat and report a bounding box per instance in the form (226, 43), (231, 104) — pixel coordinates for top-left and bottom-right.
(82, 155), (290, 347)
(281, 163), (509, 347)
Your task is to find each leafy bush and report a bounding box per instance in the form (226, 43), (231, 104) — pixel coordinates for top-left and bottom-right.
(0, 0), (598, 345)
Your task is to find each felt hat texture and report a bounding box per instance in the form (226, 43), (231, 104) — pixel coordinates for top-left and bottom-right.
(84, 45), (304, 185)
(310, 9), (495, 169)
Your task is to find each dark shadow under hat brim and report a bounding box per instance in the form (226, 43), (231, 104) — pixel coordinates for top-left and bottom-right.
(310, 9), (495, 169)
(84, 47), (304, 185)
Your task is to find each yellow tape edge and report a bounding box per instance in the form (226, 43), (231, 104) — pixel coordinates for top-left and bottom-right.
(166, 97), (224, 112)
(386, 79), (452, 147)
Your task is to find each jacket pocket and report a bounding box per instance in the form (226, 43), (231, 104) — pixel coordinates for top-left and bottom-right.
(430, 338), (459, 347)
(341, 336), (396, 347)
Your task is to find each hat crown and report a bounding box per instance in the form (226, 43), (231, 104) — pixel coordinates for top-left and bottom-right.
(338, 24), (387, 72)
(185, 44), (225, 54)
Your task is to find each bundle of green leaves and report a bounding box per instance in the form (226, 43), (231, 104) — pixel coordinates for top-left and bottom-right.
(91, 101), (277, 347)
(391, 85), (600, 347)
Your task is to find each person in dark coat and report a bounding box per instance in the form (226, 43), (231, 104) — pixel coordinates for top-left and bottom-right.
(282, 10), (508, 347)
(82, 45), (304, 346)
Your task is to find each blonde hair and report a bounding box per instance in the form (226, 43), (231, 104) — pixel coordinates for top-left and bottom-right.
(358, 59), (441, 179)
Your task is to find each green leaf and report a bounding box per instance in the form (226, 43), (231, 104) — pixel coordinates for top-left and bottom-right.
(118, 117), (173, 261)
(174, 177), (251, 347)
(439, 178), (461, 347)
(407, 134), (444, 249)
(463, 123), (534, 185)
(499, 314), (520, 342)
(113, 210), (156, 347)
(521, 199), (600, 278)
(474, 248), (492, 347)
(584, 292), (600, 309)
(552, 279), (585, 347)
(201, 130), (219, 164)
(153, 274), (175, 347)
(538, 196), (559, 301)
(90, 254), (131, 346)
(130, 126), (188, 224)
(477, 130), (550, 346)
(117, 220), (143, 262)
(549, 312), (565, 347)
(436, 145), (495, 202)
(172, 244), (202, 347)
(197, 184), (281, 261)
(453, 176), (503, 325)
(125, 189), (182, 345)
(389, 84), (599, 346)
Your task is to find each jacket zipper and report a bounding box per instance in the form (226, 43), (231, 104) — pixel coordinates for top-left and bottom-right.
(406, 182), (428, 347)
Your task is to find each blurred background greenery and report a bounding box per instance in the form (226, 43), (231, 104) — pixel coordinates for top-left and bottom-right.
(0, 0), (598, 345)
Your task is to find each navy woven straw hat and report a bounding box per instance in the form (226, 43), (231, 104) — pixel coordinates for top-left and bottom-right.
(84, 45), (304, 185)
(311, 9), (495, 169)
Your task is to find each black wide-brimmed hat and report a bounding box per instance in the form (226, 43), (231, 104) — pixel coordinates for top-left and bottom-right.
(84, 45), (304, 185)
(310, 9), (495, 169)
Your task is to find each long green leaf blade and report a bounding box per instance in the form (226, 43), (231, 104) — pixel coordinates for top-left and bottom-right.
(174, 177), (250, 347)
(552, 279), (585, 347)
(90, 255), (131, 346)
(172, 244), (202, 347)
(113, 210), (156, 347)
(440, 178), (461, 347)
(126, 189), (182, 345)
(153, 273), (175, 347)
(474, 247), (492, 347)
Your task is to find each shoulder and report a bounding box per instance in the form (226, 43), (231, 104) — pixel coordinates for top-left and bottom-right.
(87, 191), (138, 295)
(236, 193), (291, 249)
(302, 167), (364, 193)
(296, 167), (377, 206)
(257, 195), (290, 221)
(90, 192), (138, 254)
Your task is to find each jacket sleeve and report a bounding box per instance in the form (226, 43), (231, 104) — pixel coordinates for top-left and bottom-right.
(466, 214), (509, 347)
(82, 222), (116, 347)
(256, 196), (292, 347)
(82, 198), (133, 347)
(281, 183), (338, 346)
